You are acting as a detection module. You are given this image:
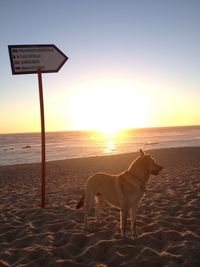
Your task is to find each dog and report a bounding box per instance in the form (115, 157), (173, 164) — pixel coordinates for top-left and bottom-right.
(76, 149), (163, 237)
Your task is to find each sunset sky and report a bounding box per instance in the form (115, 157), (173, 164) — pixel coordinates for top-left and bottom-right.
(1, 0), (200, 133)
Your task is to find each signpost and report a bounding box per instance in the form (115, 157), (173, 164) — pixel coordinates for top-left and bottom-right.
(8, 44), (68, 208)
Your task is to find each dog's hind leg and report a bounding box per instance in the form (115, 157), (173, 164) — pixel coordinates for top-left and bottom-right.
(84, 191), (94, 231)
(84, 208), (89, 231)
(84, 197), (90, 231)
(95, 194), (102, 224)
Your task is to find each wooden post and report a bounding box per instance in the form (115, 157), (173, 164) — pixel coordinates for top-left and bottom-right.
(38, 69), (46, 208)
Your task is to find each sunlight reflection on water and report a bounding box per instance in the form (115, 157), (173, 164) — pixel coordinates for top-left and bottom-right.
(104, 140), (117, 154)
(98, 130), (128, 155)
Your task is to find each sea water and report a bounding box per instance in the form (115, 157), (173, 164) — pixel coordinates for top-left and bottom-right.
(0, 125), (200, 166)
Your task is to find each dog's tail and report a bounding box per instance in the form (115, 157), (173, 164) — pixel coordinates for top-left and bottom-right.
(76, 193), (85, 209)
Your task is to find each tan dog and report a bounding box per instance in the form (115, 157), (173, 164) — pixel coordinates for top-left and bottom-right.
(76, 149), (163, 237)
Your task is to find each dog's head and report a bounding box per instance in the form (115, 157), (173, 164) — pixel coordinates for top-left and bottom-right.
(139, 149), (163, 176)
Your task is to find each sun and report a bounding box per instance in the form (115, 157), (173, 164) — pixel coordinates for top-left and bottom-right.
(100, 126), (120, 135)
(71, 82), (149, 132)
(96, 119), (124, 136)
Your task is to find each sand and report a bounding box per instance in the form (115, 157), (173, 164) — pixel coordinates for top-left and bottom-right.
(0, 147), (200, 267)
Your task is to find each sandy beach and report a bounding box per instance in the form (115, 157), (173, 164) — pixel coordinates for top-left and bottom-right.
(0, 147), (200, 267)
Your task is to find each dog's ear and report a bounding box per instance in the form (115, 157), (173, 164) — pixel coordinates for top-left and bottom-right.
(139, 149), (145, 157)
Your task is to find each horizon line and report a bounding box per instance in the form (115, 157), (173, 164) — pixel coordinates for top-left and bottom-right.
(1, 124), (200, 135)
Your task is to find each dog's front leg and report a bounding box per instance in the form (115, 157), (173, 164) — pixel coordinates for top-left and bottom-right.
(120, 207), (129, 238)
(130, 207), (137, 237)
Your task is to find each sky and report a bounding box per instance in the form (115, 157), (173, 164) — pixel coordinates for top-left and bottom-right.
(1, 0), (200, 134)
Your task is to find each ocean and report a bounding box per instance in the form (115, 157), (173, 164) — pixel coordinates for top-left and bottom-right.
(0, 125), (200, 166)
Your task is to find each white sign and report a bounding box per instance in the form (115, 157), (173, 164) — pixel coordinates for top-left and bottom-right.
(8, 44), (68, 74)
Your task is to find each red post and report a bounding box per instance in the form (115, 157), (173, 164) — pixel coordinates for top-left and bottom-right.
(38, 69), (46, 208)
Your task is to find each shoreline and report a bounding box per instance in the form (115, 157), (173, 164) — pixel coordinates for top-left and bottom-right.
(0, 145), (200, 168)
(1, 147), (200, 266)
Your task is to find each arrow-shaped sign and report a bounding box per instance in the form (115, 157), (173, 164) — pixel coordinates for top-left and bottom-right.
(8, 44), (68, 75)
